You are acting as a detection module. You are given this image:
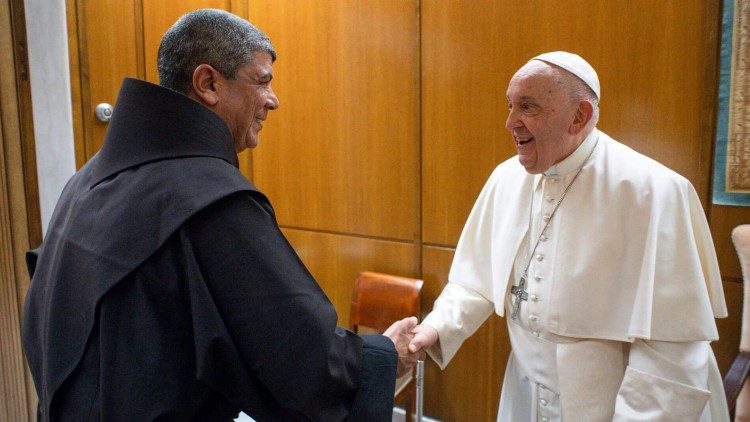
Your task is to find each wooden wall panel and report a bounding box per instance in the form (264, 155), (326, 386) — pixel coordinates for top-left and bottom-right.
(422, 0), (721, 246)
(421, 246), (508, 421)
(249, 1), (420, 241)
(421, 1), (513, 247)
(282, 228), (417, 328)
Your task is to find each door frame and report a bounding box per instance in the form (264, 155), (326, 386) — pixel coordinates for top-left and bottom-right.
(0, 0), (42, 419)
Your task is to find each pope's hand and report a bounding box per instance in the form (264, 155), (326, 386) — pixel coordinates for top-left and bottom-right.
(407, 324), (438, 354)
(383, 316), (421, 378)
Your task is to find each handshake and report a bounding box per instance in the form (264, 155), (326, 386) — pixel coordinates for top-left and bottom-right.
(383, 317), (439, 377)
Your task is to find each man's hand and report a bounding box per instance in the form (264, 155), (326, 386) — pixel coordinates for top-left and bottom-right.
(383, 316), (421, 378)
(407, 324), (438, 354)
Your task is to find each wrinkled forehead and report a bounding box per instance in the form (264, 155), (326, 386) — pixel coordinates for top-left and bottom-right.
(506, 61), (560, 100)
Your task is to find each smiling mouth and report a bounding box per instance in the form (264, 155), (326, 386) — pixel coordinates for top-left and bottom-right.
(516, 136), (533, 146)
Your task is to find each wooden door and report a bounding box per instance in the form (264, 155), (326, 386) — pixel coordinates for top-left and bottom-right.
(67, 0), (244, 167)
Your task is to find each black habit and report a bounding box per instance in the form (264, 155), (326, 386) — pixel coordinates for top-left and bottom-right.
(22, 78), (397, 421)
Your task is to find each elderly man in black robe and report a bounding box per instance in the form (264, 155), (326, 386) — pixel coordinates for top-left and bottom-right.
(22, 9), (419, 421)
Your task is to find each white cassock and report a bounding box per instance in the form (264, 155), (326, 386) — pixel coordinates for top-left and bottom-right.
(422, 129), (730, 421)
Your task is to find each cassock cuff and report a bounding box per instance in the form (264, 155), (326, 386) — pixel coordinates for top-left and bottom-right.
(416, 321), (445, 369)
(614, 366), (710, 421)
(422, 283), (494, 370)
(347, 335), (397, 422)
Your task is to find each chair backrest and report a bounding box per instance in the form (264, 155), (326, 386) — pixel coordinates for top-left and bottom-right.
(349, 271), (423, 333)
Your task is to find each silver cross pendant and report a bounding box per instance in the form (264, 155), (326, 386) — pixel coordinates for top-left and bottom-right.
(510, 275), (528, 320)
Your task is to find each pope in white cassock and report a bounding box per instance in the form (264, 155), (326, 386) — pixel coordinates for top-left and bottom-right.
(408, 51), (730, 421)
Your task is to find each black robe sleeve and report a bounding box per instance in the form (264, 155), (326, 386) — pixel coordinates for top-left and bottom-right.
(181, 191), (397, 421)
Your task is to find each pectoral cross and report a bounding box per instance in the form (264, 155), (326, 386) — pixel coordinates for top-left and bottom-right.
(510, 275), (528, 320)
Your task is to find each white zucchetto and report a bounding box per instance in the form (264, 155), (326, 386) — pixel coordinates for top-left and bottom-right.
(531, 51), (600, 100)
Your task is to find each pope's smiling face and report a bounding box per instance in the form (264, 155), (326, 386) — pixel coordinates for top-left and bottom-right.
(504, 61), (581, 174)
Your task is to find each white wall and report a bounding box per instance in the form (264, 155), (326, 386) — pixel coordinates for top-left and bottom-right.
(24, 0), (76, 236)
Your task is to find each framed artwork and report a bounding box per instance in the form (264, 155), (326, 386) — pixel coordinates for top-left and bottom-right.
(714, 0), (750, 205)
(713, 0), (750, 206)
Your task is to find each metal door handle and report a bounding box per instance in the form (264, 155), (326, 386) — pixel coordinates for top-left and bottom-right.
(95, 103), (114, 122)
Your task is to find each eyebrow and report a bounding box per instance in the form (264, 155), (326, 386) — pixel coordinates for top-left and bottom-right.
(507, 95), (539, 103)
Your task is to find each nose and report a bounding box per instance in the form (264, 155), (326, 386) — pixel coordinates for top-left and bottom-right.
(505, 107), (521, 131)
(266, 87), (279, 110)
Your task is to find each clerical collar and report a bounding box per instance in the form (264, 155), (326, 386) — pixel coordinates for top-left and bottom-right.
(89, 78), (238, 188)
(543, 129), (599, 177)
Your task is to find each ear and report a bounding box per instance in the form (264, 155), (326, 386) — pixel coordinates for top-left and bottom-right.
(569, 100), (594, 135)
(189, 64), (221, 106)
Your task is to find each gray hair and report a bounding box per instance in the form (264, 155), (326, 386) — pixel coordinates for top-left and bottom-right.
(157, 9), (276, 95)
(554, 69), (600, 127)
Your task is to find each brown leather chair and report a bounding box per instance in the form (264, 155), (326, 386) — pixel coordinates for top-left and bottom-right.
(349, 271), (423, 421)
(724, 224), (750, 421)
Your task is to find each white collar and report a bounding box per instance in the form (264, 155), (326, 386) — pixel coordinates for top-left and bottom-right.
(545, 129), (598, 176)
(532, 129), (599, 189)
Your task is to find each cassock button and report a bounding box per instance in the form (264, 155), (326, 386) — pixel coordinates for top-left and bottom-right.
(528, 315), (539, 322)
(540, 235), (548, 242)
(536, 254), (544, 262)
(549, 178), (557, 184)
(542, 417), (549, 422)
(546, 195), (554, 203)
(532, 331), (540, 337)
(534, 275), (543, 282)
(540, 398), (548, 407)
(542, 214), (550, 222)
(530, 294), (539, 302)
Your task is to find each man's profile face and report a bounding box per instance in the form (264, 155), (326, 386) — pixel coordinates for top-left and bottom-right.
(504, 62), (579, 174)
(215, 51), (279, 153)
